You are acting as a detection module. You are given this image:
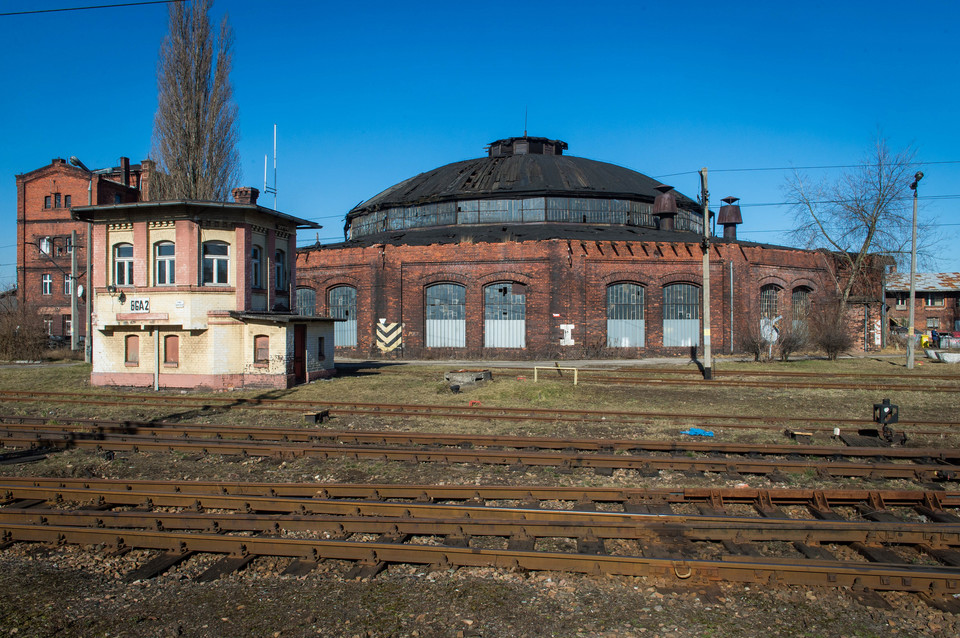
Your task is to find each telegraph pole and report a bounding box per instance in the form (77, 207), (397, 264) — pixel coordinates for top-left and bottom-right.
(70, 229), (78, 351)
(699, 168), (712, 380)
(906, 171), (923, 369)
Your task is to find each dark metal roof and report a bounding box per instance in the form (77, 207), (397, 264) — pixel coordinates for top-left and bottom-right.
(72, 200), (320, 229)
(229, 312), (341, 323)
(347, 152), (699, 219)
(304, 223), (783, 252)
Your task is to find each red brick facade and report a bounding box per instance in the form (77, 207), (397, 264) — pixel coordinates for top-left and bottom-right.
(15, 158), (153, 339)
(296, 236), (880, 359)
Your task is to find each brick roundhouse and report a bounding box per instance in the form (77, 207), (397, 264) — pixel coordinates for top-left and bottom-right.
(296, 137), (871, 359)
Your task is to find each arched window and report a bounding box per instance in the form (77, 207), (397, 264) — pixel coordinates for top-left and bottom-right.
(426, 283), (466, 347)
(202, 241), (229, 285)
(155, 242), (175, 285)
(164, 335), (179, 365)
(296, 287), (316, 316)
(254, 334), (269, 363)
(124, 334), (139, 365)
(114, 243), (133, 286)
(663, 283), (700, 347)
(329, 286), (357, 347)
(792, 287), (811, 333)
(484, 282), (526, 348)
(275, 249), (287, 290)
(251, 245), (263, 289)
(760, 284), (781, 319)
(607, 283), (645, 347)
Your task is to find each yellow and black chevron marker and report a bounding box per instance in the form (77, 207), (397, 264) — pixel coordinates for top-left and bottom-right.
(376, 322), (402, 353)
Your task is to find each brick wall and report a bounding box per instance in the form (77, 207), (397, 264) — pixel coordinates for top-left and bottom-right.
(296, 235), (875, 359)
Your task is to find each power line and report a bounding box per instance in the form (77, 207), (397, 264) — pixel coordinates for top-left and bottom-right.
(654, 159), (960, 180)
(0, 0), (181, 17)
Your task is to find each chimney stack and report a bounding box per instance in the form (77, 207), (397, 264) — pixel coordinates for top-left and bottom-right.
(232, 187), (260, 205)
(717, 197), (743, 240)
(120, 157), (130, 187)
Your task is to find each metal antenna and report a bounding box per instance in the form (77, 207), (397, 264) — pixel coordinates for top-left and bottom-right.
(263, 124), (278, 208)
(523, 107), (528, 137)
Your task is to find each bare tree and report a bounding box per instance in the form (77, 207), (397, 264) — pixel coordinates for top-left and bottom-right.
(785, 138), (939, 311)
(150, 0), (241, 201)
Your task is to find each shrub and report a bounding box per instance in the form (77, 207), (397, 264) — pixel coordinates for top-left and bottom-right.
(776, 323), (808, 361)
(739, 326), (767, 362)
(0, 308), (48, 361)
(811, 305), (854, 361)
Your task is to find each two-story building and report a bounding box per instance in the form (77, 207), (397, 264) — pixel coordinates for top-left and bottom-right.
(16, 156), (151, 341)
(886, 272), (960, 336)
(72, 187), (338, 389)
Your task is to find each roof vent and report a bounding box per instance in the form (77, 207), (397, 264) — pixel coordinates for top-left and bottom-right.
(717, 196), (742, 240)
(652, 184), (678, 231)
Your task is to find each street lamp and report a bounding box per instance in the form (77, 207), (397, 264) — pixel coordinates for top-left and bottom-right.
(906, 171), (923, 369)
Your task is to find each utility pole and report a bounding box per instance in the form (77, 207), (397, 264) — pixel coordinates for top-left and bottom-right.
(906, 171), (923, 369)
(70, 229), (78, 351)
(699, 168), (712, 380)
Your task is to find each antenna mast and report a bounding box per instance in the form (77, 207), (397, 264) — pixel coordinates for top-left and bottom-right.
(523, 107), (528, 137)
(263, 124), (278, 208)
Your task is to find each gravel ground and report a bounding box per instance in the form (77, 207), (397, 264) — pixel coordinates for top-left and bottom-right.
(2, 359), (959, 637)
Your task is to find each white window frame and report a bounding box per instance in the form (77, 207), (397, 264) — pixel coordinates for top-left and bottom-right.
(64, 274), (72, 296)
(202, 241), (230, 285)
(251, 245), (263, 289)
(41, 274), (52, 295)
(275, 249), (287, 290)
(155, 241), (176, 286)
(114, 243), (134, 286)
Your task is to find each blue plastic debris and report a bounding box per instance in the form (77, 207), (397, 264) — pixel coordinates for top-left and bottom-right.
(680, 428), (714, 437)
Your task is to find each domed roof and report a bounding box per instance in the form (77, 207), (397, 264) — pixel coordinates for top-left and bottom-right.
(348, 137), (698, 217)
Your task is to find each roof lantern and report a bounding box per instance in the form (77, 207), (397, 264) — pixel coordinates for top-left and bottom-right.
(486, 136), (568, 157)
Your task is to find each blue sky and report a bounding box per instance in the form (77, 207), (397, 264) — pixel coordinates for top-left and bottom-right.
(2, 0), (959, 289)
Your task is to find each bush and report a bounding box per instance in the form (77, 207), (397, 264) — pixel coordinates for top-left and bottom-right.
(811, 306), (854, 361)
(776, 323), (808, 361)
(739, 327), (767, 362)
(0, 309), (48, 361)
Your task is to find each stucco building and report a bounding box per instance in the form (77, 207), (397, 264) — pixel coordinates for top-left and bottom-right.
(296, 136), (881, 359)
(72, 187), (338, 389)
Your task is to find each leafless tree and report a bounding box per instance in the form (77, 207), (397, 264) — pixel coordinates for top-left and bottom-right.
(150, 0), (241, 201)
(785, 138), (939, 312)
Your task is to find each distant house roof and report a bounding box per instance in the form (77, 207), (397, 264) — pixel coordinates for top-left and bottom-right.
(886, 272), (960, 292)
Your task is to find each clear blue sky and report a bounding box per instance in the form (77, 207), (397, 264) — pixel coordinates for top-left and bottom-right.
(2, 0), (959, 290)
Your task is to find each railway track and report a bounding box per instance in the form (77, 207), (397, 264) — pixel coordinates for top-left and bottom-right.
(1, 416), (958, 481)
(2, 479), (960, 601)
(1, 391), (958, 433)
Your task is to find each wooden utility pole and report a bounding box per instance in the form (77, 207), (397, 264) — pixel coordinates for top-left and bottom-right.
(699, 168), (713, 380)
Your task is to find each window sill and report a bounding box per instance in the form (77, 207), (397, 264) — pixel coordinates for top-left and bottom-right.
(163, 362), (178, 368)
(253, 362), (269, 368)
(124, 362), (139, 367)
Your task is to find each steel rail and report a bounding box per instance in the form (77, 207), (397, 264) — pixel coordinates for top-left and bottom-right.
(1, 390), (957, 430)
(3, 478), (958, 509)
(2, 502), (959, 546)
(2, 522), (959, 592)
(1, 417), (958, 462)
(576, 375), (960, 393)
(1, 431), (958, 479)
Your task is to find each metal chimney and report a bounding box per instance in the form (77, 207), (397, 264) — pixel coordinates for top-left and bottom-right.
(717, 196), (743, 240)
(652, 184), (678, 232)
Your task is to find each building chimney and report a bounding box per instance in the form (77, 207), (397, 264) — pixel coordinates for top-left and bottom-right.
(120, 157), (130, 187)
(652, 184), (678, 232)
(717, 196), (743, 240)
(232, 187), (260, 205)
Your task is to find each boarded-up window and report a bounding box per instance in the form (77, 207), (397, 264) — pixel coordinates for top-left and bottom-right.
(426, 283), (466, 347)
(663, 283), (700, 347)
(164, 335), (179, 365)
(254, 335), (269, 363)
(484, 282), (526, 348)
(329, 286), (357, 347)
(607, 283), (645, 347)
(125, 335), (139, 365)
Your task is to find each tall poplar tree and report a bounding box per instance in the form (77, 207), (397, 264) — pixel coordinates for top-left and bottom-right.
(151, 0), (240, 201)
